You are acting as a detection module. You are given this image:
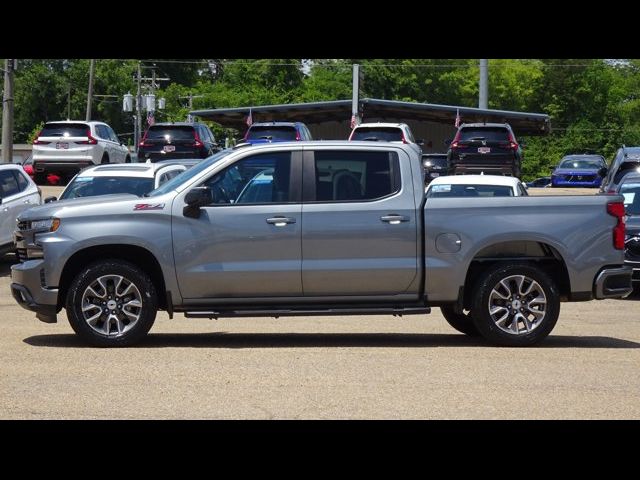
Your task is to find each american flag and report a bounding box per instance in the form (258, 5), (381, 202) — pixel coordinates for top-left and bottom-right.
(147, 111), (155, 126)
(246, 108), (253, 127)
(350, 114), (357, 129)
(454, 108), (461, 128)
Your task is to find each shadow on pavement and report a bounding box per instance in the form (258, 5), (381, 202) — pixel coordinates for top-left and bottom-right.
(0, 254), (17, 277)
(23, 332), (640, 349)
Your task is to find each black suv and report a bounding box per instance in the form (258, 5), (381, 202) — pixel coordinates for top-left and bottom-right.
(138, 122), (218, 162)
(422, 153), (448, 184)
(447, 123), (522, 178)
(599, 146), (640, 193)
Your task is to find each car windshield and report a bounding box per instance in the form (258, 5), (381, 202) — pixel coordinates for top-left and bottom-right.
(246, 126), (297, 141)
(60, 176), (154, 199)
(458, 128), (510, 142)
(351, 127), (403, 142)
(145, 126), (195, 141)
(423, 156), (447, 168)
(40, 123), (88, 137)
(427, 184), (514, 197)
(620, 183), (640, 216)
(559, 158), (604, 169)
(145, 149), (232, 197)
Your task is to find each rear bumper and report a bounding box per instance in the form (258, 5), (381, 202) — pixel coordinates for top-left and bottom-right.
(141, 151), (204, 162)
(10, 260), (59, 323)
(452, 164), (516, 175)
(593, 266), (634, 299)
(33, 160), (95, 173)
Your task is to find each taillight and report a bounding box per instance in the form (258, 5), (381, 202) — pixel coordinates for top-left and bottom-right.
(507, 133), (519, 150)
(32, 130), (49, 145)
(76, 128), (98, 145)
(296, 130), (301, 141)
(400, 133), (408, 144)
(607, 201), (626, 250)
(138, 130), (149, 147)
(450, 131), (461, 149)
(194, 131), (203, 148)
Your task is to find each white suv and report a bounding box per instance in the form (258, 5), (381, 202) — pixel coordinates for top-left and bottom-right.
(348, 122), (423, 156)
(0, 164), (41, 254)
(32, 121), (131, 183)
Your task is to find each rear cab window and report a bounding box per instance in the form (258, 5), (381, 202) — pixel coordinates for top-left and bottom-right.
(351, 127), (403, 142)
(246, 126), (297, 141)
(427, 184), (514, 197)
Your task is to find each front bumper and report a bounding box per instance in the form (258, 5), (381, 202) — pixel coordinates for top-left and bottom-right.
(594, 266), (634, 299)
(11, 260), (59, 323)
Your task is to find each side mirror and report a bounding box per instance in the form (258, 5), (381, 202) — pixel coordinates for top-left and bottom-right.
(44, 196), (57, 203)
(183, 186), (211, 218)
(598, 167), (608, 177)
(444, 139), (452, 146)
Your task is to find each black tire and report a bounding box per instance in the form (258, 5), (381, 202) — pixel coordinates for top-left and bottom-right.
(471, 263), (560, 347)
(101, 154), (109, 164)
(440, 305), (480, 336)
(65, 260), (158, 347)
(34, 173), (47, 185)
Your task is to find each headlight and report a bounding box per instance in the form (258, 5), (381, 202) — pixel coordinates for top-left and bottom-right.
(29, 218), (61, 232)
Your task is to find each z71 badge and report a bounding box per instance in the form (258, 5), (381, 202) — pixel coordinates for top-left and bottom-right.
(133, 203), (165, 211)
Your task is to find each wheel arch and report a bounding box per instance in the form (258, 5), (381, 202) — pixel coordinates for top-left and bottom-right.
(58, 244), (167, 311)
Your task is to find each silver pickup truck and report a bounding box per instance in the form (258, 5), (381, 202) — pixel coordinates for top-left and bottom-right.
(10, 142), (633, 347)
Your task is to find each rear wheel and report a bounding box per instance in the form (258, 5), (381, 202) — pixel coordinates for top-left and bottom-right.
(66, 260), (158, 347)
(125, 155), (131, 163)
(101, 154), (109, 164)
(440, 305), (480, 336)
(471, 263), (560, 347)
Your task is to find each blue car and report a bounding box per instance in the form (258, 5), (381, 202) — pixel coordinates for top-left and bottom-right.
(243, 122), (313, 145)
(551, 154), (607, 188)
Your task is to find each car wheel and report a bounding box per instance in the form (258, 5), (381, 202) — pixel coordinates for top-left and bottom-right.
(65, 260), (158, 347)
(440, 305), (480, 336)
(471, 263), (560, 347)
(101, 154), (110, 164)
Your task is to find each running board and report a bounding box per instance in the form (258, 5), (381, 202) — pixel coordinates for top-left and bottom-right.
(184, 307), (430, 319)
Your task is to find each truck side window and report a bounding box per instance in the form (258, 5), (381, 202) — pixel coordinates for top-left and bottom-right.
(313, 151), (400, 202)
(200, 152), (292, 205)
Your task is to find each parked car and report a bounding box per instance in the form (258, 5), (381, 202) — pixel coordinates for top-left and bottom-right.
(447, 123), (522, 178)
(426, 174), (528, 198)
(608, 172), (640, 286)
(422, 154), (448, 184)
(600, 146), (640, 193)
(48, 161), (193, 202)
(0, 164), (41, 255)
(349, 122), (422, 157)
(526, 176), (551, 188)
(550, 154), (607, 188)
(138, 122), (218, 162)
(32, 121), (130, 184)
(243, 122), (313, 144)
(12, 142), (632, 347)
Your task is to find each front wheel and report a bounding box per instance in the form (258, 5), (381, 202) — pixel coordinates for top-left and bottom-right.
(440, 305), (480, 336)
(66, 260), (158, 347)
(471, 263), (560, 347)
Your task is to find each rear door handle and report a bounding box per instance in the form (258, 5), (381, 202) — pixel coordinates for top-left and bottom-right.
(380, 215), (409, 225)
(266, 216), (296, 227)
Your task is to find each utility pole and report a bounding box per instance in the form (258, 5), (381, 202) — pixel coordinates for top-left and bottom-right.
(1, 59), (15, 164)
(351, 63), (360, 128)
(135, 61), (142, 152)
(86, 59), (95, 121)
(479, 59), (488, 109)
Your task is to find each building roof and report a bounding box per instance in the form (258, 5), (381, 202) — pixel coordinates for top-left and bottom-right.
(191, 98), (551, 136)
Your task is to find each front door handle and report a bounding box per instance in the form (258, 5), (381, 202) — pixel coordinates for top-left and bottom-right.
(24, 200), (30, 204)
(266, 216), (296, 227)
(380, 214), (410, 225)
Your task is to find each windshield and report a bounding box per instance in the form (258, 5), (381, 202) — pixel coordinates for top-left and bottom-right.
(145, 149), (232, 197)
(559, 158), (604, 169)
(246, 126), (297, 141)
(426, 184), (514, 198)
(351, 127), (403, 142)
(620, 183), (640, 215)
(60, 176), (154, 199)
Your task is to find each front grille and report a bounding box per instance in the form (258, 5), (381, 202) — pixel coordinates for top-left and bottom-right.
(562, 175), (596, 182)
(16, 248), (28, 263)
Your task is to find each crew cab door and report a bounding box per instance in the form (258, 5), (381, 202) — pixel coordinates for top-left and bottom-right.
(172, 150), (303, 299)
(301, 148), (419, 296)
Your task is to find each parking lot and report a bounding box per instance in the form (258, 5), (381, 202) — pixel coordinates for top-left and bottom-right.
(1, 185), (639, 419)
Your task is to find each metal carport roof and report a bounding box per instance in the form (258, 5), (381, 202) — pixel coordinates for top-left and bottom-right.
(190, 98), (551, 136)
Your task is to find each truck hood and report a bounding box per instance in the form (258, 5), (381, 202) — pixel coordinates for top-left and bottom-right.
(17, 194), (141, 221)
